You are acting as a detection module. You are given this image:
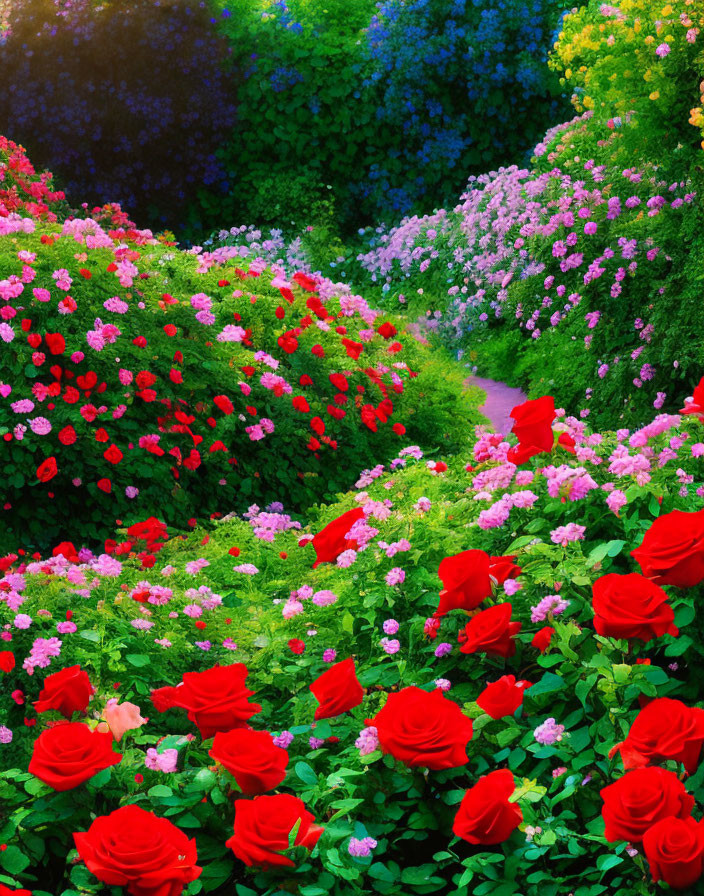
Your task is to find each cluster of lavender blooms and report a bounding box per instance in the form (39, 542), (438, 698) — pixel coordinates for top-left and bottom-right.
(354, 111), (695, 409)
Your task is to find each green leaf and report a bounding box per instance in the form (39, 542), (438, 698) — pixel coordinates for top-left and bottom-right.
(126, 654), (150, 667)
(79, 630), (100, 643)
(0, 845), (30, 874)
(526, 673), (565, 698)
(148, 784), (174, 799)
(295, 761), (318, 786)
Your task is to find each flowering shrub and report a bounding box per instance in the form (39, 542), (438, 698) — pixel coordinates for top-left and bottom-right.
(3, 388), (704, 892)
(550, 0), (704, 169)
(0, 148), (482, 548)
(0, 0), (236, 231)
(206, 0), (573, 234)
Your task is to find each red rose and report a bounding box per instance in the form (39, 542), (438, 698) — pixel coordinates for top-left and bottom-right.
(377, 321), (397, 339)
(436, 550), (491, 616)
(643, 816), (704, 890)
(127, 517), (168, 550)
(532, 626), (554, 653)
(288, 638), (306, 655)
(36, 456), (58, 482)
(0, 650), (15, 673)
(631, 509), (704, 588)
(610, 698), (704, 775)
(226, 794), (323, 869)
(342, 338), (363, 360)
(96, 478), (112, 493)
(34, 665), (92, 717)
(151, 664), (261, 739)
(367, 685), (473, 770)
(293, 271), (318, 292)
(58, 425), (77, 445)
(29, 722), (122, 791)
(309, 657), (364, 720)
(435, 551), (521, 617)
(103, 444), (123, 465)
(459, 604), (521, 658)
(509, 395), (555, 452)
(45, 332), (65, 355)
(209, 728), (288, 795)
(592, 572), (678, 643)
(329, 373), (349, 392)
(310, 508), (365, 569)
(476, 675), (532, 720)
(0, 886), (32, 896)
(74, 804), (201, 894)
(601, 767), (694, 844)
(452, 769), (522, 845)
(292, 395), (310, 413)
(681, 376), (704, 421)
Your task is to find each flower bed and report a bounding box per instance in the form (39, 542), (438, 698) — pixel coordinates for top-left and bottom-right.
(1, 150), (481, 549)
(3, 387), (704, 893)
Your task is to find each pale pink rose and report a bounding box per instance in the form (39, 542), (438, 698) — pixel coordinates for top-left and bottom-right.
(102, 699), (147, 741)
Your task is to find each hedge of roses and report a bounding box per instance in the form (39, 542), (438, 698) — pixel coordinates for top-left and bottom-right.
(0, 147), (481, 549)
(3, 386), (704, 892)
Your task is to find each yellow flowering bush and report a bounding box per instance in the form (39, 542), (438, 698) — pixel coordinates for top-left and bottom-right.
(550, 0), (704, 167)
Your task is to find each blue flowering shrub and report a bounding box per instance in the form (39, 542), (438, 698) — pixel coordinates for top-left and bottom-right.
(206, 0), (573, 236)
(0, 0), (236, 232)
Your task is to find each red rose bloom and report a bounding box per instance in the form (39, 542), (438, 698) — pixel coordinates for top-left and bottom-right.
(601, 767), (694, 844)
(0, 650), (15, 673)
(681, 376), (704, 421)
(74, 804), (201, 894)
(226, 794), (324, 869)
(377, 321), (397, 339)
(209, 728), (288, 795)
(610, 697), (704, 775)
(435, 550), (491, 616)
(288, 638), (306, 655)
(506, 442), (546, 465)
(367, 686), (473, 770)
(452, 769), (522, 845)
(476, 675), (532, 720)
(29, 722), (122, 791)
(151, 664), (261, 739)
(643, 816), (704, 891)
(310, 508), (365, 569)
(44, 332), (65, 355)
(509, 395), (555, 452)
(631, 509), (704, 588)
(34, 665), (92, 717)
(436, 551), (521, 617)
(36, 456), (58, 482)
(592, 572), (678, 643)
(532, 626), (554, 653)
(103, 444), (123, 465)
(459, 604), (521, 658)
(309, 658), (364, 720)
(0, 886), (32, 896)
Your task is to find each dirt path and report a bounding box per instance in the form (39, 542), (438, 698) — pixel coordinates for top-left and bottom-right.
(465, 375), (527, 436)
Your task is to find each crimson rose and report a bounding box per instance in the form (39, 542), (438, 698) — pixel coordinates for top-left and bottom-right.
(476, 675), (532, 720)
(509, 395), (555, 452)
(610, 697), (704, 775)
(435, 551), (521, 616)
(452, 769), (522, 844)
(592, 572), (678, 643)
(74, 804), (201, 895)
(459, 603), (521, 658)
(643, 816), (704, 890)
(209, 728), (288, 795)
(601, 767), (694, 843)
(34, 664), (93, 717)
(631, 509), (704, 588)
(367, 685), (473, 770)
(225, 794), (323, 869)
(310, 508), (365, 568)
(309, 657), (364, 720)
(151, 664), (261, 739)
(29, 722), (122, 791)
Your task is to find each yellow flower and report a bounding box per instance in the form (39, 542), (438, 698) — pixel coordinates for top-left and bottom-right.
(649, 90), (660, 100)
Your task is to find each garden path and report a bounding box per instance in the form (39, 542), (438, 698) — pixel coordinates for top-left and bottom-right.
(464, 375), (527, 436)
